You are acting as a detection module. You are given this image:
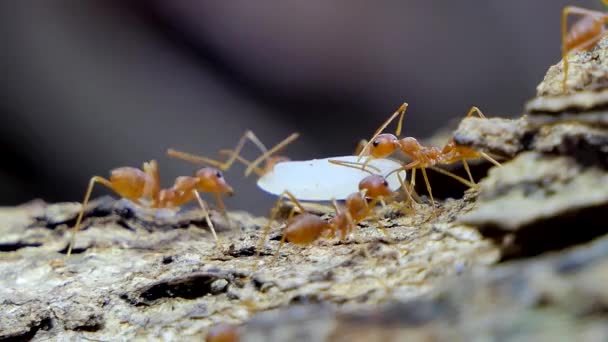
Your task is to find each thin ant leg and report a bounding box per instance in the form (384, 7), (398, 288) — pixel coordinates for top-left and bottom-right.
(167, 130), (270, 171)
(245, 133), (300, 176)
(357, 103), (408, 160)
(327, 159), (382, 174)
(479, 152), (502, 167)
(218, 149), (266, 177)
(192, 190), (219, 244)
(213, 192), (233, 231)
(420, 168), (435, 207)
(462, 159), (475, 184)
(364, 198), (391, 239)
(397, 172), (417, 205)
(143, 161), (161, 204)
(67, 176), (115, 258)
(465, 106), (485, 119)
(428, 166), (477, 188)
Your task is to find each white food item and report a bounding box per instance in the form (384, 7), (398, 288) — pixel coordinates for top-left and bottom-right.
(257, 156), (406, 201)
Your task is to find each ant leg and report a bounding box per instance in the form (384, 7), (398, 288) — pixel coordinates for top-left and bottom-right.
(193, 190), (219, 244)
(410, 168), (416, 188)
(365, 198), (390, 238)
(428, 166), (476, 188)
(397, 172), (417, 205)
(217, 150), (266, 177)
(167, 130), (272, 172)
(142, 160), (161, 204)
(328, 159), (381, 174)
(245, 133), (300, 176)
(66, 176), (114, 258)
(464, 106), (485, 119)
(420, 167), (435, 207)
(271, 234), (288, 266)
(357, 103), (408, 160)
(212, 192), (234, 232)
(461, 159), (475, 185)
(479, 152), (502, 167)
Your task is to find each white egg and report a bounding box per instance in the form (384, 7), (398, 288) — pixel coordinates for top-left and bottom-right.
(257, 156), (406, 201)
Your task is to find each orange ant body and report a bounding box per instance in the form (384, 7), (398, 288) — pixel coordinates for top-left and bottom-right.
(357, 103), (499, 206)
(561, 2), (608, 93)
(256, 174), (399, 265)
(67, 160), (233, 257)
(167, 130), (299, 178)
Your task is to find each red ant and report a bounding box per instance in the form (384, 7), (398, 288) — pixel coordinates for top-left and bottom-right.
(66, 160), (233, 257)
(356, 103), (500, 207)
(560, 2), (608, 93)
(255, 173), (404, 266)
(167, 130), (299, 177)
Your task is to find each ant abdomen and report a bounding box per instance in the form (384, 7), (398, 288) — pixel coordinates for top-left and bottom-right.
(283, 214), (329, 245)
(109, 167), (148, 199)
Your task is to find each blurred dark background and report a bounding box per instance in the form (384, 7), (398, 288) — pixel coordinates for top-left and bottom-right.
(0, 0), (602, 214)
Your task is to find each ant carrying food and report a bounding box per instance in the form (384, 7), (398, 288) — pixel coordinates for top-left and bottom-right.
(255, 172), (403, 266)
(356, 103), (500, 207)
(66, 160), (233, 257)
(560, 2), (608, 93)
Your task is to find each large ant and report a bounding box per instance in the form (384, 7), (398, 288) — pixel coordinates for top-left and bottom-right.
(66, 160), (233, 257)
(356, 103), (499, 206)
(255, 173), (403, 266)
(560, 2), (608, 93)
(167, 130), (299, 178)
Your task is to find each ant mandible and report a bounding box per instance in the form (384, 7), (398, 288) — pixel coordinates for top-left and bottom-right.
(560, 2), (608, 93)
(356, 103), (498, 207)
(66, 160), (233, 257)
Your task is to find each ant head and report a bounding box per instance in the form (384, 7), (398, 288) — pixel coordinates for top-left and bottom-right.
(399, 137), (421, 154)
(358, 174), (393, 199)
(370, 134), (399, 158)
(195, 168), (234, 195)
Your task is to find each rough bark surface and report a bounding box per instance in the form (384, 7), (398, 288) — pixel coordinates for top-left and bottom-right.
(3, 33), (608, 342)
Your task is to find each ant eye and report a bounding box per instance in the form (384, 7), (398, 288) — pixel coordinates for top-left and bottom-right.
(372, 140), (379, 147)
(216, 171), (223, 178)
(383, 180), (388, 187)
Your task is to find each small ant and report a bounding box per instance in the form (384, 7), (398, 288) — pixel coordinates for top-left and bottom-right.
(560, 2), (608, 93)
(167, 130), (299, 177)
(255, 173), (402, 266)
(66, 160), (233, 257)
(357, 103), (499, 207)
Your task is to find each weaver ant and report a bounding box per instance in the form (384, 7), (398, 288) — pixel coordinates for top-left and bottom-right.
(66, 160), (233, 257)
(356, 103), (500, 206)
(167, 130), (299, 178)
(560, 2), (608, 93)
(255, 172), (403, 266)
